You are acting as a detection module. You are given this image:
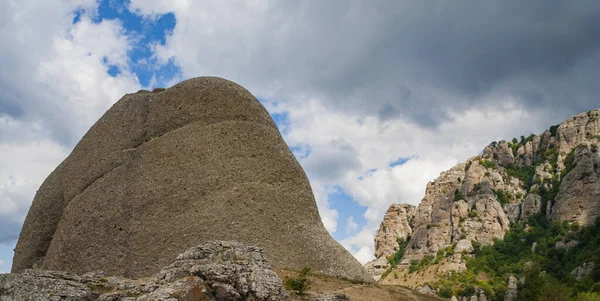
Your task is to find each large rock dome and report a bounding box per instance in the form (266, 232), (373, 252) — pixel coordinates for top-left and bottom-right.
(12, 77), (372, 282)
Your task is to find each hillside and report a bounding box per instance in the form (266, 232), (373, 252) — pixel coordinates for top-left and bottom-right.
(367, 109), (600, 300)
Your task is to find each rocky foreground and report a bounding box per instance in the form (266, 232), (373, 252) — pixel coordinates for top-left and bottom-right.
(1, 241), (442, 301)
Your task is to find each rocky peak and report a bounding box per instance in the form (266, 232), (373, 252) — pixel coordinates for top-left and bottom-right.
(12, 77), (372, 283)
(374, 204), (415, 258)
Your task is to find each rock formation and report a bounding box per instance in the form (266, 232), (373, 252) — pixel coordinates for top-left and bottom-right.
(552, 146), (600, 225)
(368, 108), (600, 282)
(374, 204), (414, 258)
(1, 241), (290, 301)
(503, 276), (518, 301)
(11, 77), (371, 283)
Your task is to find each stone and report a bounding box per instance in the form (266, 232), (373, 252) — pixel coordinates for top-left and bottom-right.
(0, 270), (94, 301)
(2, 241), (291, 301)
(479, 292), (488, 301)
(482, 141), (514, 166)
(310, 293), (350, 301)
(571, 262), (595, 280)
(451, 297), (458, 301)
(154, 241), (289, 300)
(470, 296), (478, 301)
(374, 204), (414, 258)
(12, 77), (371, 283)
(503, 276), (518, 301)
(415, 284), (436, 296)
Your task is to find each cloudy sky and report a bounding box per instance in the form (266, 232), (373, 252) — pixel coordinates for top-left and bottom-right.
(1, 0), (600, 272)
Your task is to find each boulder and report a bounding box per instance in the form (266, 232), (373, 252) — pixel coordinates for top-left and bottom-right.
(12, 77), (371, 283)
(2, 241), (290, 301)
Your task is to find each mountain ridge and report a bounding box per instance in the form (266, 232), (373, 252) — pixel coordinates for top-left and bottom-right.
(367, 108), (600, 300)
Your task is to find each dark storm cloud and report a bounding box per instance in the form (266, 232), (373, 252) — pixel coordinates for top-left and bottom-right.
(240, 0), (600, 126)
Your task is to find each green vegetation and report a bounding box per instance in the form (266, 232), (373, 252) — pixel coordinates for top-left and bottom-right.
(388, 236), (410, 267)
(504, 163), (536, 190)
(508, 134), (536, 157)
(430, 215), (600, 300)
(409, 255), (435, 273)
(550, 125), (560, 137)
(454, 189), (464, 202)
(284, 267), (312, 295)
(493, 189), (512, 205)
(480, 159), (498, 170)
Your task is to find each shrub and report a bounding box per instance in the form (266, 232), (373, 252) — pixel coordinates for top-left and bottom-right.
(480, 159), (498, 169)
(284, 267), (311, 294)
(454, 189), (464, 202)
(573, 292), (600, 301)
(388, 236), (410, 267)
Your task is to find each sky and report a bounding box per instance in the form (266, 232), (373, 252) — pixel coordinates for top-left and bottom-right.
(1, 0), (600, 273)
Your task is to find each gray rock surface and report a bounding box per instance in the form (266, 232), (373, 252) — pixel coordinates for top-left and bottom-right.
(309, 293), (349, 301)
(154, 241), (289, 301)
(2, 241), (290, 301)
(12, 77), (371, 283)
(0, 270), (94, 301)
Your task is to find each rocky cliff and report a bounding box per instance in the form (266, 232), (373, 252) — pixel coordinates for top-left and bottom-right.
(11, 77), (371, 283)
(368, 109), (600, 282)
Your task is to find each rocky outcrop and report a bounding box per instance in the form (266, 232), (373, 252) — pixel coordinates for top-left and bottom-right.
(0, 270), (95, 301)
(415, 285), (436, 296)
(520, 194), (542, 220)
(552, 146), (600, 226)
(503, 276), (517, 301)
(374, 204), (414, 258)
(363, 257), (389, 281)
(369, 108), (600, 279)
(1, 241), (290, 301)
(571, 262), (595, 280)
(482, 141), (514, 166)
(12, 77), (371, 283)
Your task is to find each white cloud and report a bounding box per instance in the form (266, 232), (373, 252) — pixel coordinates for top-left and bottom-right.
(346, 216), (358, 235)
(0, 260), (5, 265)
(0, 132), (68, 242)
(0, 0), (140, 247)
(281, 97), (550, 262)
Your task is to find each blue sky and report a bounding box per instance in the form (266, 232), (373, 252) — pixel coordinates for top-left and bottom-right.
(2, 0), (599, 273)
